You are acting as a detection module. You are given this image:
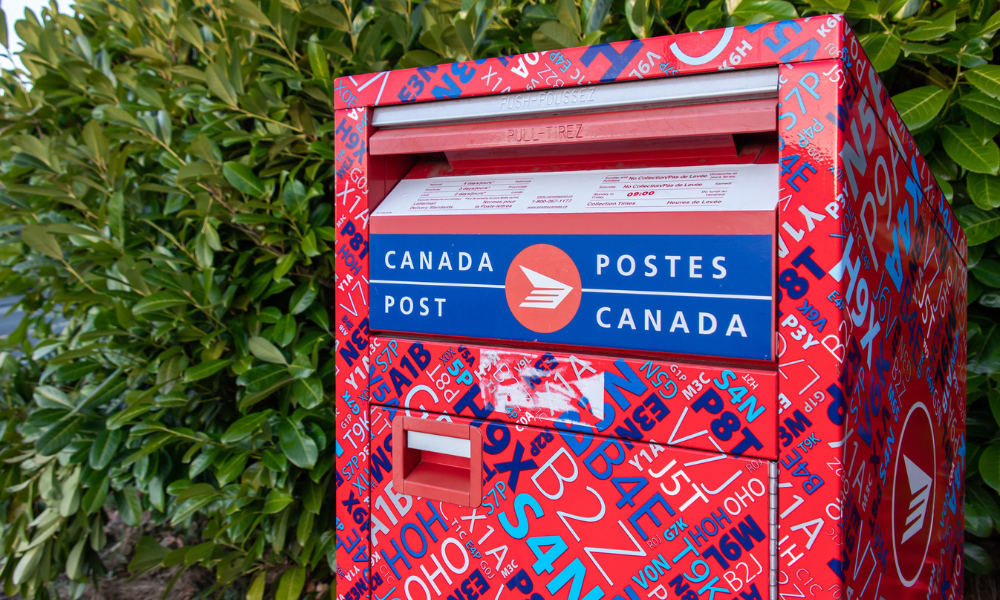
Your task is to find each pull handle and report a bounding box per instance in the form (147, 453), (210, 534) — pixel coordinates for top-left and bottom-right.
(393, 416), (482, 508)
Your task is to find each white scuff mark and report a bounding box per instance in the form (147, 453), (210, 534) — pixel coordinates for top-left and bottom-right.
(477, 350), (605, 420)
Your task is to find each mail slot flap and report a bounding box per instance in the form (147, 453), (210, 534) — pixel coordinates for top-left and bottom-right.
(369, 99), (777, 157)
(371, 337), (779, 459)
(371, 67), (779, 128)
(369, 164), (777, 362)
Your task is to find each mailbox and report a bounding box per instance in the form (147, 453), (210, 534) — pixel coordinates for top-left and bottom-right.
(335, 17), (967, 600)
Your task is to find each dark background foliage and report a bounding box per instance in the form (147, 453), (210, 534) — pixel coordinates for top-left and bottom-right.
(0, 0), (997, 598)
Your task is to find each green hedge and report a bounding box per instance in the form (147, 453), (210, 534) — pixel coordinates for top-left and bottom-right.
(0, 0), (998, 598)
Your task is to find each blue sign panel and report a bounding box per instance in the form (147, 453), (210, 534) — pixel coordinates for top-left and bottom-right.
(369, 234), (774, 360)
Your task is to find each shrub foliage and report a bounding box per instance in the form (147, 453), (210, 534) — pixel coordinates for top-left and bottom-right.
(0, 0), (998, 598)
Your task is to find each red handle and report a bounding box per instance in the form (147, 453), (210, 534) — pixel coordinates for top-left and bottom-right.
(393, 416), (482, 508)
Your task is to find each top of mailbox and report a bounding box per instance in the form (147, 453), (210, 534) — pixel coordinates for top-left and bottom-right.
(333, 16), (967, 257)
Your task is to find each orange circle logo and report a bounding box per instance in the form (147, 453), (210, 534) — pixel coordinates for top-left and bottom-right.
(505, 244), (582, 334)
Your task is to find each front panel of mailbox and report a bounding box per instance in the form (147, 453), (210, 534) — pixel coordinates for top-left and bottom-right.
(370, 406), (774, 600)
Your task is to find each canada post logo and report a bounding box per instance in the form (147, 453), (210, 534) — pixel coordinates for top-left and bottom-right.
(892, 402), (936, 588)
(504, 244), (582, 333)
(368, 233), (774, 361)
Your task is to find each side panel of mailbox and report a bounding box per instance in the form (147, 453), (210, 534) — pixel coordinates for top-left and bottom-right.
(774, 61), (850, 599)
(834, 53), (967, 600)
(335, 107), (375, 597)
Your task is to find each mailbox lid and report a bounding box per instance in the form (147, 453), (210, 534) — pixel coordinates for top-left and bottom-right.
(370, 164), (777, 362)
(368, 405), (776, 599)
(371, 337), (779, 460)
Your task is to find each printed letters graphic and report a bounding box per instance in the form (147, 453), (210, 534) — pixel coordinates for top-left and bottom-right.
(519, 266), (574, 309)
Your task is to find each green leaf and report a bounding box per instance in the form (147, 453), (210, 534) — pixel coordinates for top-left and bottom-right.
(34, 385), (74, 409)
(273, 314), (297, 347)
(247, 572), (267, 600)
(891, 86), (948, 131)
(973, 259), (1000, 287)
(21, 224), (63, 259)
(968, 173), (1000, 209)
(38, 416), (84, 456)
(278, 418), (318, 469)
(216, 451), (250, 487)
(534, 21), (579, 50)
(82, 476), (110, 514)
(185, 359), (231, 382)
(171, 496), (216, 526)
(177, 161), (215, 183)
(221, 412), (270, 444)
(301, 4), (349, 30)
(133, 291), (189, 314)
(263, 489), (294, 514)
(292, 378), (324, 409)
(965, 111), (1000, 144)
(276, 566), (306, 600)
(175, 483), (217, 503)
(0, 8), (7, 50)
(941, 126), (1000, 174)
(305, 303), (329, 330)
(230, 0), (272, 25)
(289, 284), (317, 315)
(13, 545), (44, 585)
(303, 480), (324, 514)
(223, 162), (266, 197)
(121, 486), (143, 526)
(263, 448), (288, 472)
(967, 65), (1000, 98)
(903, 11), (956, 40)
(66, 538), (86, 579)
(206, 62), (239, 107)
(296, 511), (314, 546)
(238, 364), (287, 391)
(108, 191), (124, 241)
(249, 336), (287, 365)
(89, 428), (123, 470)
(128, 537), (170, 574)
(980, 442), (1000, 493)
(958, 205), (1000, 245)
(959, 91), (1000, 124)
(861, 32), (901, 72)
(966, 542), (996, 574)
(308, 38), (330, 81)
(282, 179), (308, 215)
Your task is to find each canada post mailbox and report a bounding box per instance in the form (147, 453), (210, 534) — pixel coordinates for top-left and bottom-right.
(335, 17), (967, 600)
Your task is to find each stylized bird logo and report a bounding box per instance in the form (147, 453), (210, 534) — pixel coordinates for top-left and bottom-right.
(901, 455), (931, 544)
(518, 266), (573, 309)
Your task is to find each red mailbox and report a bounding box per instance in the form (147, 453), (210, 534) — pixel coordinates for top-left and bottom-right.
(335, 17), (967, 600)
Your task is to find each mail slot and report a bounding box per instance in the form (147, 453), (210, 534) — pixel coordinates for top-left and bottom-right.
(335, 18), (967, 600)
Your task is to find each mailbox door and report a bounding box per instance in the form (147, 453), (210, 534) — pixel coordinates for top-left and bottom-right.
(368, 406), (775, 600)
